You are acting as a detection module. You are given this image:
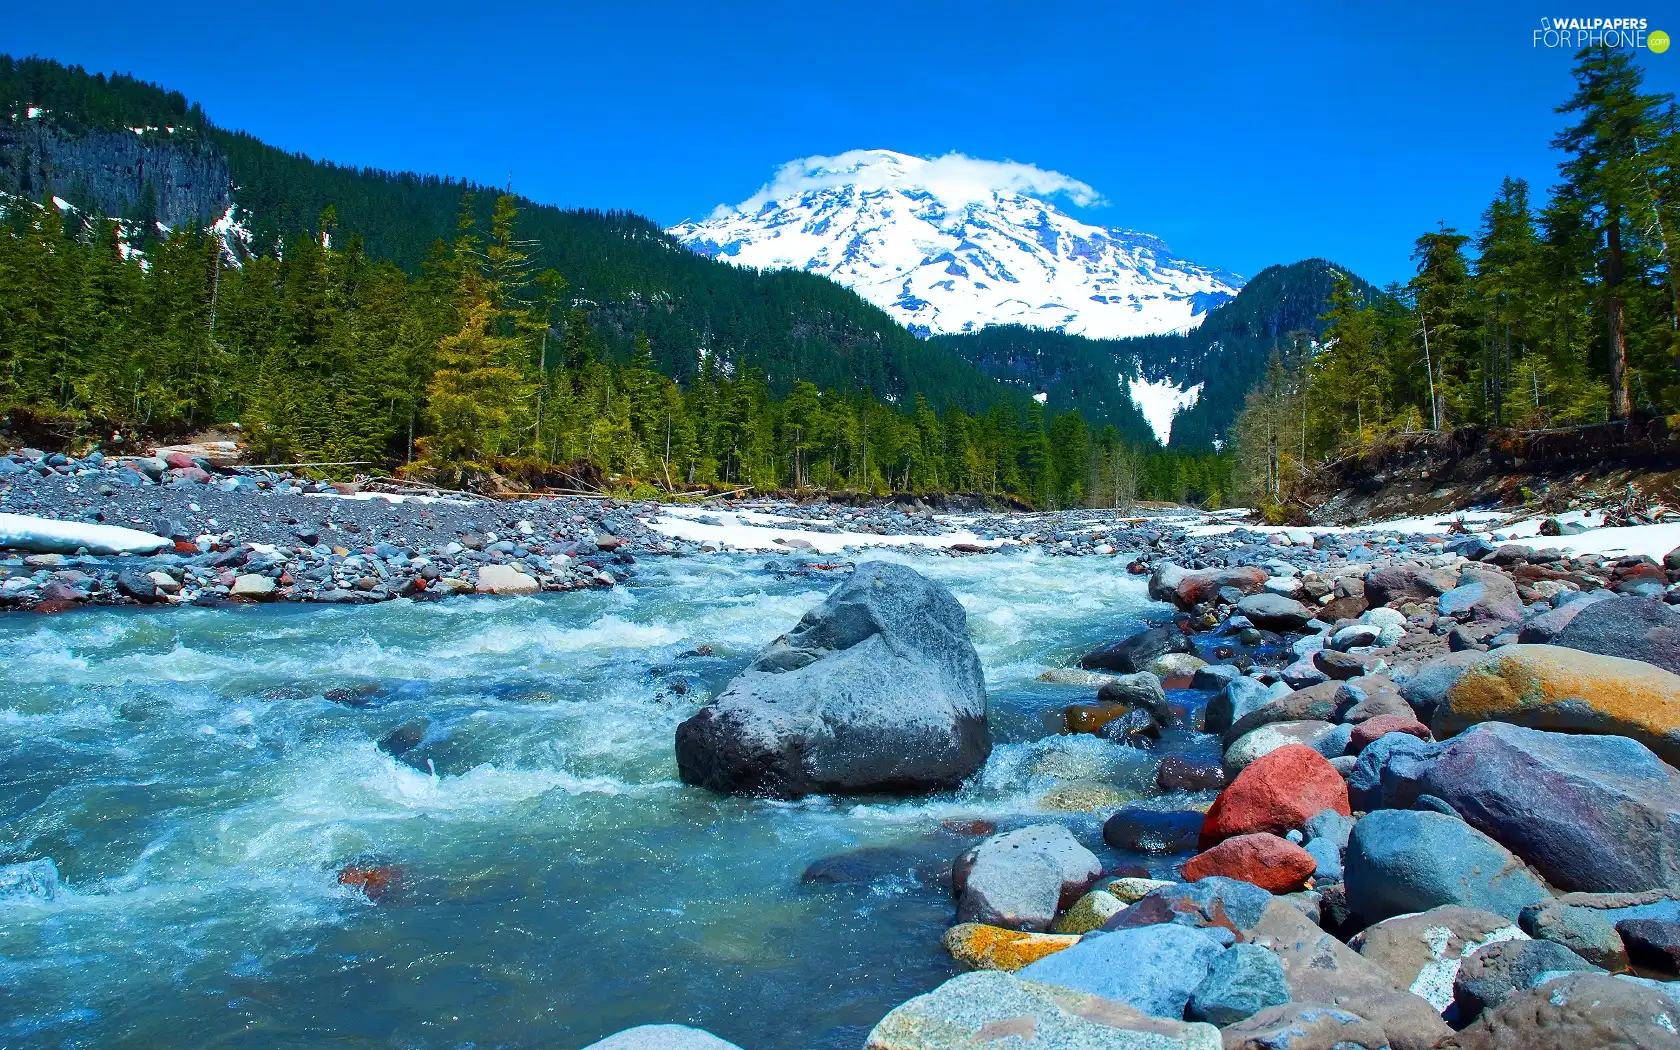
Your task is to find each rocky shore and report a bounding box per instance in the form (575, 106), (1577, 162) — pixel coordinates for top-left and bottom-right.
(587, 537), (1680, 1049)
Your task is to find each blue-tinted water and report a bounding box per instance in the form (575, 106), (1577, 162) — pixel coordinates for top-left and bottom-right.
(0, 551), (1204, 1050)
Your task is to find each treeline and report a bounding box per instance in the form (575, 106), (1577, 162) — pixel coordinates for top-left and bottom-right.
(1232, 47), (1680, 506)
(0, 187), (1231, 507)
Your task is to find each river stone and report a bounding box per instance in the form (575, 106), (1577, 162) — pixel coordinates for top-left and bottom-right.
(1016, 922), (1228, 1019)
(1190, 663), (1243, 691)
(1221, 681), (1343, 746)
(1082, 625), (1190, 674)
(1223, 720), (1339, 775)
(957, 825), (1101, 931)
(1203, 677), (1291, 736)
(1517, 589), (1611, 643)
(1185, 943), (1289, 1026)
(581, 1025), (745, 1050)
(230, 573), (276, 600)
(1097, 671), (1171, 721)
(1617, 918), (1680, 974)
(1236, 592), (1315, 631)
(1247, 898), (1451, 1049)
(864, 969), (1223, 1050)
(1344, 810), (1548, 925)
(1349, 905), (1527, 1011)
(1517, 891), (1680, 969)
(1218, 1003), (1389, 1050)
(1201, 744), (1350, 848)
(1346, 732), (1446, 812)
(1150, 562), (1269, 610)
(1156, 756), (1227, 792)
(1438, 971), (1680, 1049)
(1180, 833), (1316, 893)
(942, 923), (1079, 971)
(675, 562), (989, 797)
(474, 563), (539, 595)
(1452, 939), (1603, 1021)
(1550, 595), (1680, 675)
(1052, 889), (1126, 934)
(1429, 643), (1680, 767)
(0, 858), (60, 902)
(1416, 722), (1680, 893)
(1367, 564), (1459, 607)
(1437, 568), (1522, 624)
(1400, 649), (1497, 724)
(1102, 876), (1273, 938)
(1104, 808), (1203, 854)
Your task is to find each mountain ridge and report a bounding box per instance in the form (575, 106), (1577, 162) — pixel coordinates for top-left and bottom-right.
(668, 149), (1244, 341)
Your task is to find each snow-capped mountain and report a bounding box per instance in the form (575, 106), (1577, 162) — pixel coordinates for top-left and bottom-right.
(668, 149), (1244, 340)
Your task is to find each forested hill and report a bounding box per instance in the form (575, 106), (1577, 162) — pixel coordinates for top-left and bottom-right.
(0, 55), (1004, 411)
(930, 259), (1370, 449)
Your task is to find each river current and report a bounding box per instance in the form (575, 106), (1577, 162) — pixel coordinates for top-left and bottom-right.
(0, 550), (1211, 1050)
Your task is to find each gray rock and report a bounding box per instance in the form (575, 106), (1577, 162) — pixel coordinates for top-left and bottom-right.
(957, 825), (1101, 931)
(1416, 722), (1680, 893)
(1437, 567), (1522, 624)
(1203, 677), (1290, 736)
(1346, 732), (1445, 812)
(1552, 594), (1680, 675)
(1452, 938), (1603, 1021)
(1017, 922), (1227, 1019)
(1218, 1003), (1388, 1050)
(675, 562), (989, 797)
(1445, 972), (1680, 1050)
(864, 969), (1222, 1050)
(1517, 589), (1611, 643)
(1190, 663), (1243, 692)
(1236, 593), (1315, 632)
(1081, 625), (1188, 674)
(1520, 891), (1680, 969)
(1344, 810), (1548, 924)
(1097, 672), (1171, 722)
(580, 1026), (744, 1050)
(1186, 943), (1289, 1025)
(1223, 720), (1339, 775)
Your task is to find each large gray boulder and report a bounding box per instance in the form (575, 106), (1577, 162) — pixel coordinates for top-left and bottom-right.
(1016, 922), (1228, 1019)
(1417, 722), (1680, 893)
(1552, 594), (1680, 675)
(674, 562), (988, 797)
(1344, 810), (1548, 924)
(955, 825), (1101, 931)
(580, 1025), (744, 1050)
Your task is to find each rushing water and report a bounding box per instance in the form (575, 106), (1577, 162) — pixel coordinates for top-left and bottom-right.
(0, 550), (1217, 1050)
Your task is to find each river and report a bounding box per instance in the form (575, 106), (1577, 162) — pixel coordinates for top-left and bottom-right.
(0, 550), (1216, 1050)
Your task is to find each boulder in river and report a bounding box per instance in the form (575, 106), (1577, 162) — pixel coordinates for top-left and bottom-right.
(1235, 592), (1315, 631)
(1079, 624), (1189, 674)
(1550, 594), (1680, 675)
(955, 824), (1101, 931)
(1429, 643), (1680, 766)
(674, 562), (989, 797)
(581, 1026), (745, 1050)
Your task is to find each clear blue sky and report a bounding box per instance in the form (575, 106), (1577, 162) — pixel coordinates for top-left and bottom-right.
(11, 1), (1679, 285)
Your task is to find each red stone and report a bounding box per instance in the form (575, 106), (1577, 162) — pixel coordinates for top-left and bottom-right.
(1350, 713), (1431, 753)
(163, 451), (197, 469)
(1182, 832), (1317, 892)
(338, 863), (400, 901)
(173, 539), (198, 554)
(1176, 566), (1267, 607)
(1199, 743), (1349, 849)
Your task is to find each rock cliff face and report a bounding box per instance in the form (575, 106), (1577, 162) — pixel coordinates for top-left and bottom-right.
(0, 118), (229, 229)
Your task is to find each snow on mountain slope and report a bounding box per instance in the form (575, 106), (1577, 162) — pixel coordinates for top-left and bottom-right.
(668, 149), (1244, 340)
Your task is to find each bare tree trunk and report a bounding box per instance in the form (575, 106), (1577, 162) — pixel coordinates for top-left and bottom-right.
(1607, 209), (1631, 421)
(1419, 321), (1440, 431)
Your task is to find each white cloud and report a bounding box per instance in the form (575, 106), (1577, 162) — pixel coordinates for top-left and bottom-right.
(710, 148), (1104, 218)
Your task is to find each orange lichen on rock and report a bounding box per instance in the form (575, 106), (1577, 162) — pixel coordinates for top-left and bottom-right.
(942, 923), (1080, 971)
(1064, 703), (1133, 735)
(1433, 644), (1680, 766)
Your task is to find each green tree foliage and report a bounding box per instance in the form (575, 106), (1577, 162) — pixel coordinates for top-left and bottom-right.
(1232, 45), (1679, 492)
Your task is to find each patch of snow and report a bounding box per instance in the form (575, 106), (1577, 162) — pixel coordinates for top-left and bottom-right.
(25, 106), (46, 119)
(647, 506), (1010, 554)
(50, 196), (71, 212)
(1032, 391), (1048, 404)
(1127, 374), (1202, 445)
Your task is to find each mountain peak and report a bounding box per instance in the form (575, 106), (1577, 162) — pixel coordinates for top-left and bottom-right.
(669, 150), (1243, 340)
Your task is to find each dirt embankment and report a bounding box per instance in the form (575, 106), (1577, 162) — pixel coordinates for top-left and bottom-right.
(1301, 417), (1680, 525)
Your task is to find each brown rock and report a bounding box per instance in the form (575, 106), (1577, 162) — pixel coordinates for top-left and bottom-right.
(1219, 1002), (1388, 1050)
(1349, 714), (1431, 753)
(1437, 972), (1680, 1049)
(1181, 833), (1316, 892)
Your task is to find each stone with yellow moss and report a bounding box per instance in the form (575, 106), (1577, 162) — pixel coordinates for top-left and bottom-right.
(1052, 889), (1125, 934)
(1431, 643), (1680, 765)
(943, 923), (1079, 972)
(1037, 779), (1136, 813)
(1104, 876), (1175, 903)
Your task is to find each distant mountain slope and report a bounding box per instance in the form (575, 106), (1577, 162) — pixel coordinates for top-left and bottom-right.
(930, 259), (1370, 448)
(669, 149), (1243, 340)
(0, 56), (1008, 413)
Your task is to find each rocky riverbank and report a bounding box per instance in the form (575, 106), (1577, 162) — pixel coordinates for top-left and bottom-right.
(584, 539), (1680, 1049)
